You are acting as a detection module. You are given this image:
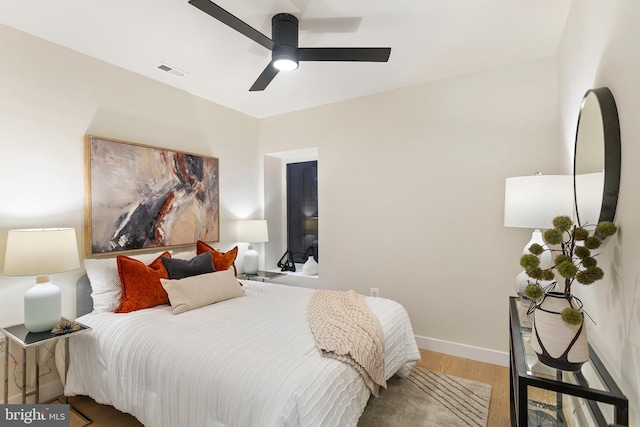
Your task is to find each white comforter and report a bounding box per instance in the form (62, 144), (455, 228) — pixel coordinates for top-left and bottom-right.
(65, 281), (420, 427)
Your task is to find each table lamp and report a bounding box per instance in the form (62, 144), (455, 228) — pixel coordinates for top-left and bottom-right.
(4, 228), (80, 332)
(504, 174), (574, 298)
(237, 220), (269, 275)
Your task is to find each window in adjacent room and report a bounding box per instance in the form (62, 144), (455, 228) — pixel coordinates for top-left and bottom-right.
(286, 160), (318, 264)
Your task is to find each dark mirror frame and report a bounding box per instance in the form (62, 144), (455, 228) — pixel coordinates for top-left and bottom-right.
(573, 87), (621, 234)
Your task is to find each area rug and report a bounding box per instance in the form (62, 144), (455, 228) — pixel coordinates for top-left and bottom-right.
(358, 367), (492, 427)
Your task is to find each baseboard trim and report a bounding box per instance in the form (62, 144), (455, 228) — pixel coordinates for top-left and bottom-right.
(5, 379), (63, 405)
(415, 335), (509, 367)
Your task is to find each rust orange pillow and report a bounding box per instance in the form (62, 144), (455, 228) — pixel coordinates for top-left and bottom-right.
(196, 241), (238, 276)
(115, 251), (171, 313)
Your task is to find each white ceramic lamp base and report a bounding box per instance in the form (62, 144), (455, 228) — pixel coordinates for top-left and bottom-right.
(515, 229), (553, 300)
(244, 246), (259, 275)
(24, 276), (61, 333)
(523, 229), (552, 269)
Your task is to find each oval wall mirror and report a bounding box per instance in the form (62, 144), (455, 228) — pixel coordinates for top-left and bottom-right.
(573, 87), (621, 233)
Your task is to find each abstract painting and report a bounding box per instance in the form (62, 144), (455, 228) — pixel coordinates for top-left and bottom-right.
(85, 135), (219, 256)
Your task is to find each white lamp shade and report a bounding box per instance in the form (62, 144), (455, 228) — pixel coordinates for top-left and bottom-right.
(504, 175), (574, 229)
(236, 220), (269, 243)
(4, 228), (80, 276)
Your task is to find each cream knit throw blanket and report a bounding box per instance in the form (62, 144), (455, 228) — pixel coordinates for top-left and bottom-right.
(308, 289), (386, 396)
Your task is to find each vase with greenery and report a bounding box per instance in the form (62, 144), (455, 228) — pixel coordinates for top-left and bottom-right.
(518, 215), (617, 370)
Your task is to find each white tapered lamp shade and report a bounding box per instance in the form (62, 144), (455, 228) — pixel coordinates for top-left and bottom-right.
(237, 220), (269, 275)
(4, 228), (80, 332)
(504, 175), (574, 299)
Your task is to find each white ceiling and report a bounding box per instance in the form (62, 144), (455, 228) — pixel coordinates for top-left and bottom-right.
(0, 0), (571, 118)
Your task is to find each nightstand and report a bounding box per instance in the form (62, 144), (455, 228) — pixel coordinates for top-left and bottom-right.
(239, 270), (285, 282)
(2, 320), (91, 404)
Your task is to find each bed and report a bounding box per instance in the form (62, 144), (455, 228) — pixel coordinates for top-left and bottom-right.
(64, 269), (420, 427)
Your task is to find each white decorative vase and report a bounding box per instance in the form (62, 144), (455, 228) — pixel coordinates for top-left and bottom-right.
(531, 292), (589, 371)
(302, 256), (318, 275)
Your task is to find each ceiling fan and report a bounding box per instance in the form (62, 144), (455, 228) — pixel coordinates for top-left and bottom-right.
(189, 0), (391, 91)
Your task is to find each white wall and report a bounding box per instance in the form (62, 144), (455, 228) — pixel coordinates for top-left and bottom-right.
(260, 56), (560, 361)
(0, 23), (259, 399)
(558, 0), (640, 421)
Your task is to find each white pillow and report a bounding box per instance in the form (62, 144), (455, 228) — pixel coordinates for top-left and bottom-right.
(84, 250), (172, 312)
(161, 268), (244, 315)
(172, 250), (197, 260)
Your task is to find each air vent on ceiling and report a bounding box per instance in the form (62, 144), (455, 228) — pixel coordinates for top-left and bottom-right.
(157, 63), (189, 78)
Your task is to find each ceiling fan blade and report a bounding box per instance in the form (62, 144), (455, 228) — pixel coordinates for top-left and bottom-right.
(298, 47), (391, 62)
(249, 63), (280, 91)
(189, 0), (274, 50)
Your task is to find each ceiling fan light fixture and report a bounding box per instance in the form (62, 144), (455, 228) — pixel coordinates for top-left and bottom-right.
(272, 44), (299, 71)
(273, 58), (298, 71)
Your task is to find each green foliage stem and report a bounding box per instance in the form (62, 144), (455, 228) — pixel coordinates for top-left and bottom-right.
(518, 215), (617, 327)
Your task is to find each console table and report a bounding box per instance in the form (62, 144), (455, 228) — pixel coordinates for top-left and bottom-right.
(509, 297), (628, 426)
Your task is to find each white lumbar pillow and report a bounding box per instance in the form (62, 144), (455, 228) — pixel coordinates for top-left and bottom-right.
(161, 268), (244, 315)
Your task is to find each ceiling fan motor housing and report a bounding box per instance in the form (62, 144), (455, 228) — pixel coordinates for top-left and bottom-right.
(272, 13), (299, 66)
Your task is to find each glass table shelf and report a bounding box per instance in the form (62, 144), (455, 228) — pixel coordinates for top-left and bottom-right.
(509, 297), (628, 426)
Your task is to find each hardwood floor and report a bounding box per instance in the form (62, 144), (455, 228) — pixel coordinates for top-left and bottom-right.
(68, 395), (142, 427)
(67, 348), (510, 426)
